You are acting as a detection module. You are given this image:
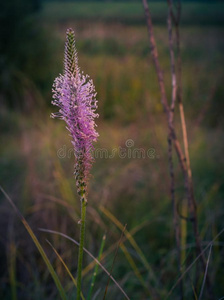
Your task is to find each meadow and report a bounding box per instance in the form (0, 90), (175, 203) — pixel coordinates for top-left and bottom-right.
(0, 1), (224, 299)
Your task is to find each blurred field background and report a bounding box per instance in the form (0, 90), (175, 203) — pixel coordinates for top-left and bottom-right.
(0, 0), (224, 299)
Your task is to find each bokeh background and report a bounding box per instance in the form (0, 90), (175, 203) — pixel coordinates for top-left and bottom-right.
(0, 0), (224, 299)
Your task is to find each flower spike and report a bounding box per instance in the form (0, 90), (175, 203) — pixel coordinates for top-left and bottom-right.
(52, 28), (99, 192)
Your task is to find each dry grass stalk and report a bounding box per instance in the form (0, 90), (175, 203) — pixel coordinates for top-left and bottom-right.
(142, 0), (214, 297)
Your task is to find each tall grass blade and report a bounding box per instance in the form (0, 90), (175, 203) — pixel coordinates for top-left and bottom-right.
(8, 234), (17, 300)
(92, 288), (101, 300)
(0, 186), (67, 300)
(39, 228), (130, 300)
(188, 274), (198, 300)
(81, 219), (151, 278)
(46, 240), (85, 300)
(198, 245), (213, 300)
(53, 159), (78, 212)
(166, 227), (224, 299)
(103, 225), (126, 300)
(100, 206), (158, 285)
(87, 234), (106, 300)
(119, 242), (151, 296)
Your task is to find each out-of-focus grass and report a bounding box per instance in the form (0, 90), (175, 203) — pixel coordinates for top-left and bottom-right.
(47, 23), (224, 124)
(1, 112), (223, 298)
(41, 1), (224, 26)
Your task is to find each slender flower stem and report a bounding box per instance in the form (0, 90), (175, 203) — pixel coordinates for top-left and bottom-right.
(77, 192), (87, 300)
(52, 28), (98, 299)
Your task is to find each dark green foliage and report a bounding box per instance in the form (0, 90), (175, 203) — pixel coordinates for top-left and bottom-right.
(0, 0), (40, 54)
(41, 1), (224, 26)
(206, 81), (224, 127)
(0, 0), (55, 111)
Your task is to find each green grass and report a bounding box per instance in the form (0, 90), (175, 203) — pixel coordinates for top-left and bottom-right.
(41, 1), (224, 25)
(0, 1), (224, 299)
(1, 112), (224, 299)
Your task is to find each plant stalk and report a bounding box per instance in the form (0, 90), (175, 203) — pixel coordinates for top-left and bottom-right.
(77, 192), (87, 300)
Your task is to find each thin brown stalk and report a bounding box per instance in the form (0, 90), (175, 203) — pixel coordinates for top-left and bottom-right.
(167, 5), (183, 298)
(171, 0), (193, 188)
(168, 135), (183, 299)
(167, 5), (177, 122)
(143, 0), (184, 295)
(142, 0), (214, 297)
(142, 0), (189, 176)
(142, 0), (169, 117)
(169, 0), (214, 296)
(169, 0), (195, 210)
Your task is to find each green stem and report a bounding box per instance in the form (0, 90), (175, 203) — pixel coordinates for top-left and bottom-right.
(76, 193), (87, 300)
